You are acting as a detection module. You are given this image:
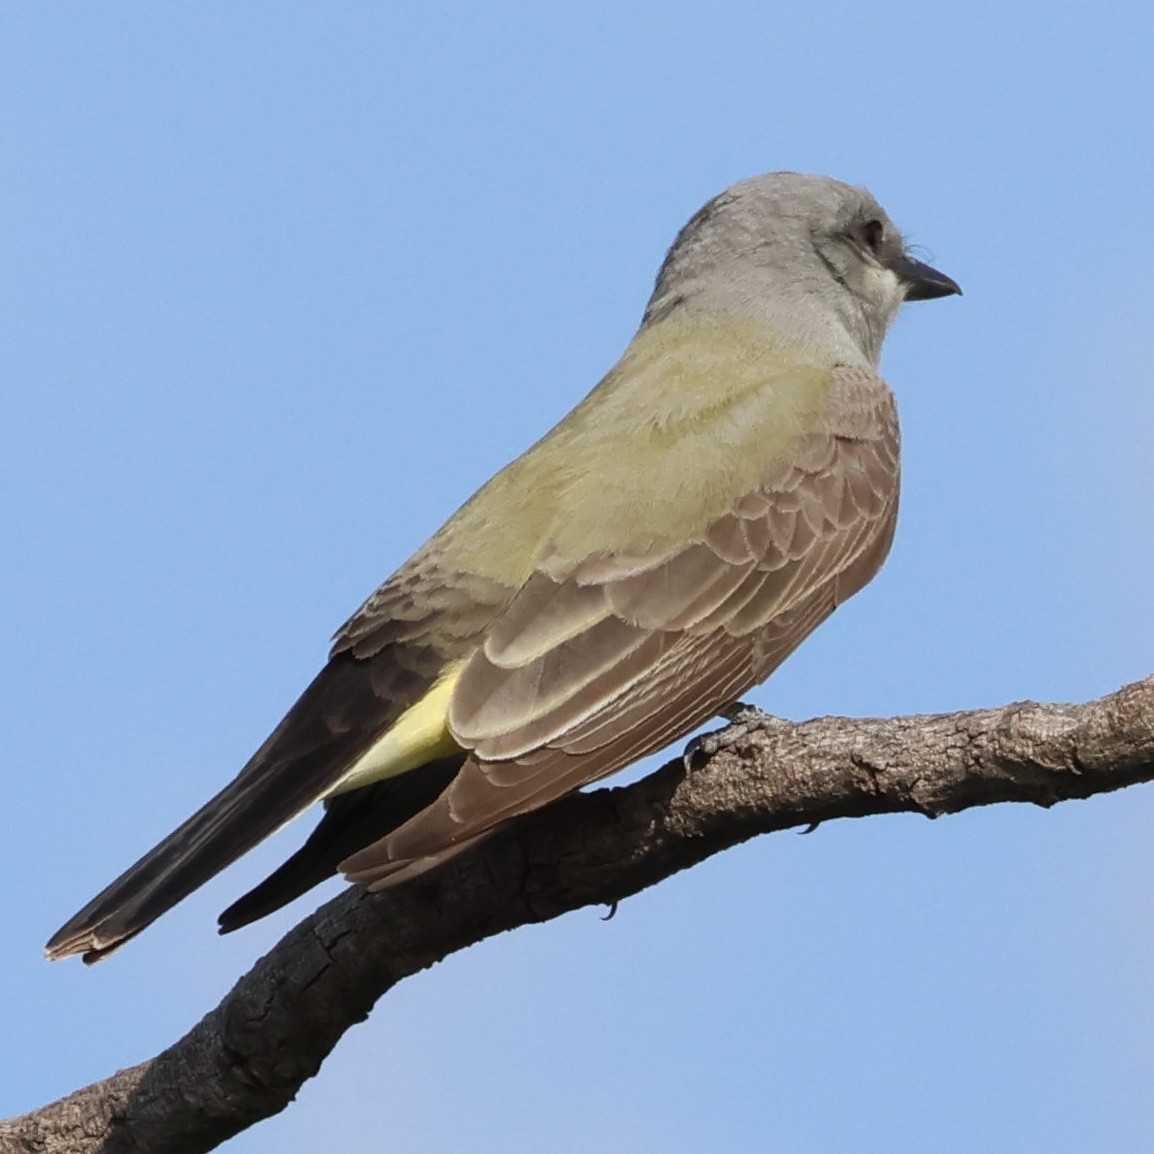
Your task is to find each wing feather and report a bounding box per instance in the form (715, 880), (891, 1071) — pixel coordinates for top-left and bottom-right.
(341, 369), (900, 884)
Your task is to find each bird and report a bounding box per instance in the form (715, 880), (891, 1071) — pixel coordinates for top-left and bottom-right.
(46, 172), (960, 963)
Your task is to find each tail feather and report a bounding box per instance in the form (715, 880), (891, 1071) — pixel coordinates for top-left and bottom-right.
(217, 754), (464, 933)
(45, 654), (408, 963)
(45, 757), (335, 963)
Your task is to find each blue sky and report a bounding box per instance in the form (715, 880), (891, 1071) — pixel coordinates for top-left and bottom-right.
(4, 4), (1154, 1151)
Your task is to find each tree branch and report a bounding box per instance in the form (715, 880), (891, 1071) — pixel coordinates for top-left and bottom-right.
(6, 676), (1154, 1154)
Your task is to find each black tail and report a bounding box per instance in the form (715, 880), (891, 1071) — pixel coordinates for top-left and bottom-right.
(217, 754), (464, 933)
(45, 655), (411, 963)
(43, 736), (359, 963)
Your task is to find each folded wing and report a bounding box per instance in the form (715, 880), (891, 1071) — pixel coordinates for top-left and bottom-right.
(343, 369), (899, 883)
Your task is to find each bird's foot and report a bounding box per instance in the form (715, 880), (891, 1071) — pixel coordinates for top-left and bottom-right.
(682, 701), (775, 770)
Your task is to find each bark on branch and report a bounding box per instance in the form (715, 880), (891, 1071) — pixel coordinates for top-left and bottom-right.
(6, 675), (1154, 1154)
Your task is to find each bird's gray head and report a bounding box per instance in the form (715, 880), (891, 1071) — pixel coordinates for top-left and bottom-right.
(644, 172), (960, 366)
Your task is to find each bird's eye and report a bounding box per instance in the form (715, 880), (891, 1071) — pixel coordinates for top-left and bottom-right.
(860, 219), (885, 256)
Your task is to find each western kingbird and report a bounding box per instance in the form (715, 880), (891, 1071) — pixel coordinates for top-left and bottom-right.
(47, 173), (959, 962)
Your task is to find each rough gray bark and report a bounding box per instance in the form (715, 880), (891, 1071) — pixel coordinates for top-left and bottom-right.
(6, 676), (1154, 1154)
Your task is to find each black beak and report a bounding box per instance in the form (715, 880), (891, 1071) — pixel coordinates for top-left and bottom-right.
(889, 253), (962, 301)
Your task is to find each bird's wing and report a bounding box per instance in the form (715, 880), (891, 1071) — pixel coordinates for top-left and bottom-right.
(343, 368), (899, 883)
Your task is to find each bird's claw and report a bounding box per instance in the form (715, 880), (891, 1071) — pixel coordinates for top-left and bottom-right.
(682, 701), (773, 770)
